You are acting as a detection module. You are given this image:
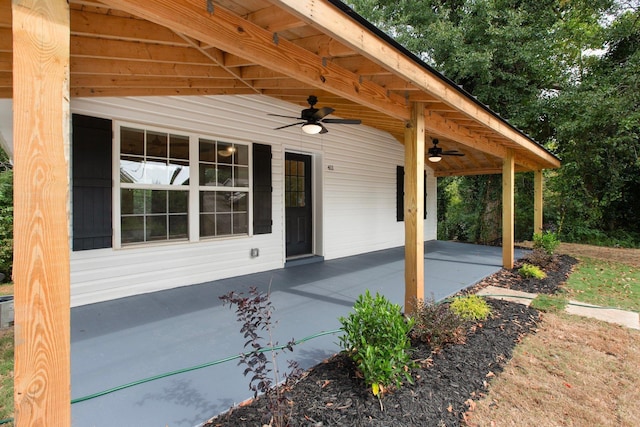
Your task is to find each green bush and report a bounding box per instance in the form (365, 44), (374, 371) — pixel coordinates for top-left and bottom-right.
(449, 295), (492, 321)
(339, 290), (414, 396)
(0, 169), (12, 282)
(409, 297), (465, 350)
(519, 263), (547, 279)
(533, 230), (560, 255)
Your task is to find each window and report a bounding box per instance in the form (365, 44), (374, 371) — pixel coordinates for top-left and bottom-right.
(199, 138), (249, 238)
(396, 166), (427, 221)
(117, 124), (251, 246)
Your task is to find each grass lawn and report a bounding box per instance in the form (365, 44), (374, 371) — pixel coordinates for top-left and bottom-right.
(0, 283), (12, 424)
(466, 247), (640, 426)
(0, 328), (12, 424)
(564, 256), (640, 312)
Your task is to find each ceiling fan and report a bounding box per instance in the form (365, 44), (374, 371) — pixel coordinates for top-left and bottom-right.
(268, 95), (362, 134)
(428, 139), (464, 163)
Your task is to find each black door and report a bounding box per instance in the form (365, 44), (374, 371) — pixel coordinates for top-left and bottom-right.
(285, 153), (312, 257)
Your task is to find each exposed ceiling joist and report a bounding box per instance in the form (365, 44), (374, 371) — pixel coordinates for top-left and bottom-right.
(99, 0), (412, 122)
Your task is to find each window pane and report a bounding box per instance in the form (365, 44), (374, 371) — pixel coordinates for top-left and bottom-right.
(147, 131), (167, 158)
(218, 142), (234, 164)
(149, 190), (167, 214)
(234, 166), (249, 187)
(170, 134), (189, 160)
(232, 192), (247, 212)
(121, 189), (145, 215)
(200, 164), (217, 186)
(200, 213), (216, 237)
(199, 139), (216, 162)
(233, 213), (248, 234)
(169, 215), (188, 239)
(217, 192), (232, 213)
(218, 165), (232, 186)
(121, 127), (144, 156)
(217, 213), (232, 235)
(121, 216), (144, 243)
(168, 160), (189, 186)
(169, 191), (188, 213)
(200, 191), (216, 214)
(146, 216), (167, 241)
(120, 156), (145, 184)
(236, 144), (249, 165)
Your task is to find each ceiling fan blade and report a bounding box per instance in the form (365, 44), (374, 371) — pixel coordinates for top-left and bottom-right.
(322, 118), (362, 124)
(442, 150), (461, 154)
(274, 122), (305, 130)
(268, 113), (303, 119)
(319, 124), (329, 134)
(312, 106), (334, 120)
(442, 152), (465, 156)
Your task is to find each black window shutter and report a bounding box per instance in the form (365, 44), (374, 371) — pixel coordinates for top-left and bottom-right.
(253, 143), (272, 234)
(396, 166), (404, 222)
(72, 114), (113, 250)
(396, 166), (427, 222)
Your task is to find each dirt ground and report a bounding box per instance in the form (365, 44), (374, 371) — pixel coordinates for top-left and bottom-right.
(518, 241), (640, 266)
(464, 311), (640, 427)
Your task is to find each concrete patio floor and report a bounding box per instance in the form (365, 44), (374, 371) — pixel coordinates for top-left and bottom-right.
(70, 240), (527, 427)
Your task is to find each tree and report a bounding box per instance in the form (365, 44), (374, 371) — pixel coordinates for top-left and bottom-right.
(545, 8), (640, 243)
(349, 0), (640, 246)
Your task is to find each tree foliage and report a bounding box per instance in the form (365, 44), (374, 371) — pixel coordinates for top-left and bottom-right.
(349, 0), (639, 246)
(0, 147), (12, 281)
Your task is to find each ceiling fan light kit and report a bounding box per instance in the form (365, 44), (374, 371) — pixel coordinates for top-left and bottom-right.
(301, 122), (323, 134)
(269, 95), (361, 135)
(428, 138), (464, 162)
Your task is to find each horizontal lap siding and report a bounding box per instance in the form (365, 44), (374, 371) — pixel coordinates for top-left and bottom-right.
(69, 95), (436, 306)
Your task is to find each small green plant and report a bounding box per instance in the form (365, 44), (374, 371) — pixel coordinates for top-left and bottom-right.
(409, 297), (465, 350)
(449, 295), (492, 321)
(533, 230), (560, 256)
(519, 263), (547, 279)
(220, 286), (301, 427)
(531, 294), (567, 312)
(339, 290), (414, 398)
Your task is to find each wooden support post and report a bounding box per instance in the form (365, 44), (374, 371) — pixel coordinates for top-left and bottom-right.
(502, 150), (515, 269)
(12, 1), (71, 425)
(404, 103), (425, 314)
(534, 170), (543, 234)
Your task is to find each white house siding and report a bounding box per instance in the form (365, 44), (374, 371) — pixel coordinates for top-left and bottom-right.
(67, 95), (436, 306)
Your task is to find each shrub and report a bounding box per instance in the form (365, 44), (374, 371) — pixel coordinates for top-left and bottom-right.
(519, 263), (547, 279)
(409, 297), (465, 350)
(219, 286), (301, 427)
(523, 248), (553, 268)
(533, 230), (560, 256)
(449, 295), (492, 321)
(339, 290), (414, 396)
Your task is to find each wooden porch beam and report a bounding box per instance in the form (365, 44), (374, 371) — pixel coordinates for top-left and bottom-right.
(502, 150), (515, 269)
(534, 170), (543, 234)
(404, 102), (425, 315)
(98, 0), (410, 122)
(12, 0), (71, 424)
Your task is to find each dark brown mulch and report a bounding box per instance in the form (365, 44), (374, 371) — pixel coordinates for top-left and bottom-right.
(468, 254), (578, 295)
(204, 255), (576, 427)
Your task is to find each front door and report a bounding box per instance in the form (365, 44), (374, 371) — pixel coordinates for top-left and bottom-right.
(285, 152), (312, 258)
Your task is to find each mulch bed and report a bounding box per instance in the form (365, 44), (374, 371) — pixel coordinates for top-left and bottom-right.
(204, 254), (577, 427)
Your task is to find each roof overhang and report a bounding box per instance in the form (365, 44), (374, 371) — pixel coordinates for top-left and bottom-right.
(0, 0), (560, 176)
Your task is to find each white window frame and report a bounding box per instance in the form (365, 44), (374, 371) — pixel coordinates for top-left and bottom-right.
(113, 121), (253, 249)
